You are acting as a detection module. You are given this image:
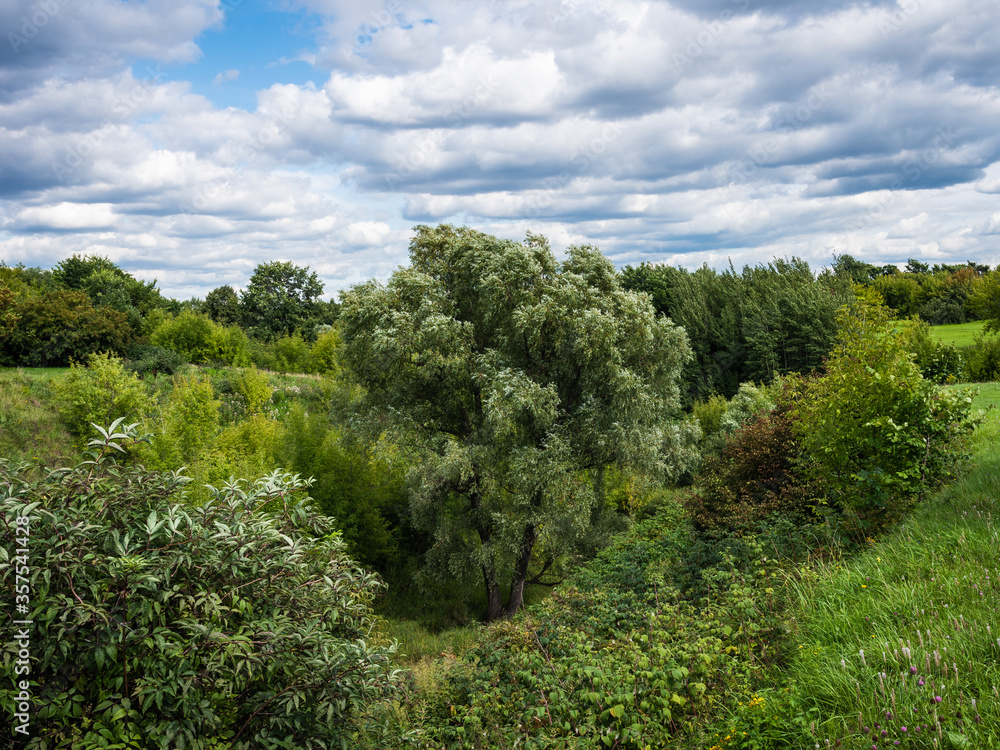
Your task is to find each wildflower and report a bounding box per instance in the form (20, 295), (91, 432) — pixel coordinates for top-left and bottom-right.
(934, 696), (942, 703)
(901, 726), (907, 732)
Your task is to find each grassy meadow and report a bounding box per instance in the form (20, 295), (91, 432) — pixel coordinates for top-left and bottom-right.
(0, 368), (75, 465)
(775, 382), (1000, 748)
(929, 320), (988, 347)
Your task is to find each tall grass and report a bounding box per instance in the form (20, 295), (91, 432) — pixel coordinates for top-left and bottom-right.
(780, 383), (1000, 748)
(383, 618), (481, 666)
(0, 368), (75, 465)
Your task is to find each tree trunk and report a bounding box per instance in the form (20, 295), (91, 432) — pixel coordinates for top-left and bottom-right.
(470, 483), (506, 622)
(483, 566), (504, 622)
(501, 523), (536, 620)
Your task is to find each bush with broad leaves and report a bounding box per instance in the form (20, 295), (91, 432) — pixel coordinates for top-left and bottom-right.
(0, 420), (402, 749)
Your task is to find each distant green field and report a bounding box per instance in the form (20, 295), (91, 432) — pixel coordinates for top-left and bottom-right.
(0, 366), (70, 380)
(929, 319), (986, 346)
(964, 380), (1000, 422)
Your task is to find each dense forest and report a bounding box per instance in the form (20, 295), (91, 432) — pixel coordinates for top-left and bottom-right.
(1, 226), (999, 748)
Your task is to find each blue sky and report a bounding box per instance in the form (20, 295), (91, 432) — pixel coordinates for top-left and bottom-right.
(1, 0), (999, 300)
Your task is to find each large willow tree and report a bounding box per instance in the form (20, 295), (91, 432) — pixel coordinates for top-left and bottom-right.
(340, 225), (696, 621)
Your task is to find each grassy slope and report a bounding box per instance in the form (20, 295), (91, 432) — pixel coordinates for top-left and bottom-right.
(781, 382), (1000, 748)
(929, 320), (987, 347)
(0, 368), (75, 465)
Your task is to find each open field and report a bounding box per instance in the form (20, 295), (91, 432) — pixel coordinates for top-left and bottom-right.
(2, 366), (70, 381)
(929, 320), (987, 347)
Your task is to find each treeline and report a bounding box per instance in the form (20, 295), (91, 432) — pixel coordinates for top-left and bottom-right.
(622, 254), (1000, 402)
(830, 255), (993, 324)
(0, 255), (339, 371)
(621, 258), (849, 404)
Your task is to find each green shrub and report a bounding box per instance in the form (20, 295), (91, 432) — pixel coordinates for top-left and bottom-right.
(52, 352), (153, 437)
(686, 403), (822, 535)
(150, 310), (216, 362)
(795, 295), (978, 537)
(0, 423), (402, 749)
(208, 323), (252, 367)
(125, 343), (183, 379)
(276, 405), (408, 572)
(917, 294), (967, 324)
(149, 311), (250, 367)
(229, 366), (273, 415)
(719, 380), (776, 434)
(309, 327), (342, 375)
(142, 373), (220, 468)
(961, 333), (1000, 382)
(904, 318), (964, 383)
(270, 333), (313, 373)
(692, 394), (727, 437)
(0, 290), (132, 367)
(243, 331), (337, 374)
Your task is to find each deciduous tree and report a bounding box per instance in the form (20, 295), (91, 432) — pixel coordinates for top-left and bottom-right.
(340, 225), (697, 621)
(239, 261), (324, 340)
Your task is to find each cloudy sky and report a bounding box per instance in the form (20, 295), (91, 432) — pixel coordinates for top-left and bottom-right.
(1, 0), (999, 300)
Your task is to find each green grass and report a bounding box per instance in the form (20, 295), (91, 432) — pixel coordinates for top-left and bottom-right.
(929, 320), (987, 347)
(0, 368), (76, 465)
(778, 383), (1000, 748)
(1, 366), (70, 381)
(382, 618), (481, 666)
(967, 380), (1000, 413)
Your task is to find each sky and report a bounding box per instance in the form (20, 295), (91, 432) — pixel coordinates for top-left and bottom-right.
(1, 0), (999, 301)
